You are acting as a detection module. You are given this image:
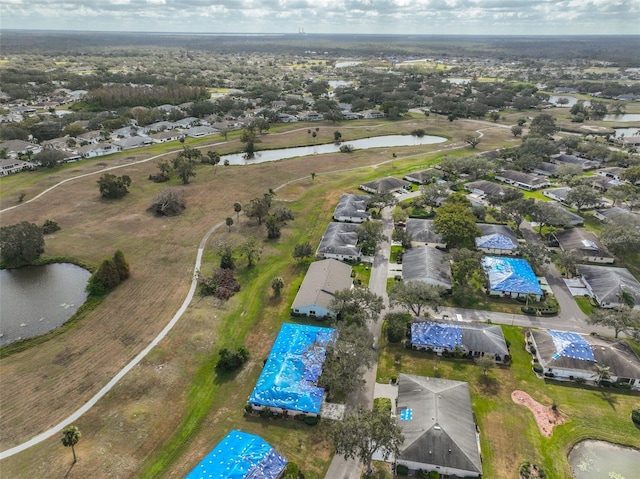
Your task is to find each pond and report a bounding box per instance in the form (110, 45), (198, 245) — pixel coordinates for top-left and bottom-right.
(614, 127), (640, 138)
(334, 61), (361, 68)
(603, 114), (640, 122)
(220, 134), (447, 165)
(0, 263), (91, 347)
(444, 77), (471, 85)
(569, 440), (640, 479)
(548, 95), (589, 107)
(328, 80), (352, 89)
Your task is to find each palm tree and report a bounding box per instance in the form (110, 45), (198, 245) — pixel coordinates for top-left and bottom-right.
(233, 202), (242, 221)
(225, 216), (233, 232)
(595, 364), (611, 386)
(61, 425), (81, 464)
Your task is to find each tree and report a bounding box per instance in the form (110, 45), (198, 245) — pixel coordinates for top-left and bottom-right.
(271, 276), (284, 296)
(233, 202), (242, 221)
(515, 243), (550, 274)
(97, 173), (132, 199)
(330, 405), (404, 474)
(149, 189), (186, 216)
(33, 148), (66, 168)
(0, 221), (45, 267)
(240, 237), (262, 267)
(476, 355), (496, 376)
(218, 242), (235, 270)
(464, 134), (481, 149)
(601, 218), (640, 255)
(622, 166), (640, 185)
(357, 221), (385, 255)
(333, 130), (342, 143)
(488, 111), (501, 122)
(244, 197), (270, 225)
(240, 127), (258, 159)
(511, 125), (523, 137)
(529, 201), (563, 234)
(42, 219), (61, 234)
(517, 137), (559, 162)
(388, 281), (445, 316)
(421, 183), (449, 212)
(311, 172), (316, 181)
(198, 268), (240, 299)
(433, 197), (481, 248)
(225, 216), (234, 232)
(565, 185), (601, 213)
(528, 113), (557, 137)
(319, 322), (376, 401)
(384, 312), (410, 343)
(113, 249), (130, 281)
(588, 308), (640, 339)
(449, 248), (484, 287)
(595, 364), (611, 385)
(556, 250), (580, 277)
(392, 227), (413, 249)
(293, 241), (314, 261)
(331, 287), (385, 326)
(205, 150), (221, 171)
(61, 425), (81, 464)
(265, 215), (281, 239)
(173, 156), (196, 184)
(217, 347), (249, 372)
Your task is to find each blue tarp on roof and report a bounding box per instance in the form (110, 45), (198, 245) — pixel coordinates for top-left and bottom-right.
(475, 233), (517, 250)
(411, 321), (463, 349)
(185, 430), (287, 479)
(249, 323), (335, 414)
(548, 330), (595, 361)
(482, 256), (543, 296)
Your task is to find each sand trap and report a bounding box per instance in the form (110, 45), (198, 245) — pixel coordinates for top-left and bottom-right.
(511, 390), (567, 437)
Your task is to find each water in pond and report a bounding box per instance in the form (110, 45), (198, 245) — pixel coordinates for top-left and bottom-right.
(614, 128), (640, 138)
(569, 440), (640, 479)
(334, 61), (361, 68)
(0, 263), (91, 347)
(220, 134), (446, 165)
(444, 77), (471, 85)
(328, 80), (352, 89)
(604, 114), (640, 122)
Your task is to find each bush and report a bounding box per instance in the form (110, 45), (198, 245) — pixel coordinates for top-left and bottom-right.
(533, 364), (543, 374)
(303, 416), (319, 426)
(374, 397), (392, 412)
(198, 268), (240, 299)
(396, 464), (409, 476)
(216, 347), (249, 371)
(41, 219), (61, 234)
(149, 188), (186, 216)
(632, 408), (640, 427)
(284, 462), (304, 479)
(339, 144), (354, 153)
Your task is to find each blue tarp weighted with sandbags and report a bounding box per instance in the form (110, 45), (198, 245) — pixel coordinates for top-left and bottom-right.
(482, 256), (543, 296)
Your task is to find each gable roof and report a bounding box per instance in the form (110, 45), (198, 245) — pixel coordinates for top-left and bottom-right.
(359, 176), (410, 194)
(404, 168), (444, 184)
(482, 256), (543, 296)
(317, 222), (361, 257)
(411, 319), (508, 356)
(475, 224), (518, 250)
(402, 246), (452, 289)
(333, 194), (370, 221)
(496, 170), (548, 188)
(291, 259), (352, 312)
(577, 264), (640, 306)
(552, 228), (613, 260)
(464, 180), (507, 197)
(397, 374), (482, 475)
(405, 219), (444, 245)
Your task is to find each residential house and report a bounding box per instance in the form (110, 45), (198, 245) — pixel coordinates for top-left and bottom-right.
(0, 139), (41, 159)
(597, 167), (625, 181)
(475, 224), (519, 256)
(402, 246), (452, 290)
(494, 170), (549, 191)
(143, 121), (177, 133)
(405, 219), (446, 248)
(173, 117), (201, 128)
(552, 154), (599, 170)
(290, 259), (352, 318)
(529, 330), (640, 390)
(482, 256), (543, 300)
(360, 109), (385, 119)
(333, 194), (370, 223)
(410, 320), (509, 362)
(297, 111), (324, 121)
(148, 130), (184, 143)
(404, 168), (444, 185)
(113, 136), (152, 150)
(0, 158), (36, 176)
(395, 374), (482, 478)
(109, 126), (138, 140)
(464, 180), (508, 198)
(550, 228), (614, 263)
(77, 142), (122, 158)
(185, 430), (287, 479)
(543, 187), (572, 205)
(317, 222), (361, 261)
(577, 264), (640, 309)
(547, 203), (584, 227)
(532, 162), (559, 177)
(594, 206), (637, 223)
(247, 323), (335, 417)
(359, 177), (410, 194)
(277, 113), (298, 123)
(184, 125), (219, 138)
(77, 130), (104, 145)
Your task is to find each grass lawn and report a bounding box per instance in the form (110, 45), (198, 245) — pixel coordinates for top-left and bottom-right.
(352, 262), (373, 286)
(575, 296), (595, 315)
(376, 326), (640, 478)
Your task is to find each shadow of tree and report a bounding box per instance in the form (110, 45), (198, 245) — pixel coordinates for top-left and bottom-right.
(478, 374), (500, 395)
(596, 389), (618, 410)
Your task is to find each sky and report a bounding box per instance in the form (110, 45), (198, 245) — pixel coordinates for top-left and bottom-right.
(1, 0), (639, 36)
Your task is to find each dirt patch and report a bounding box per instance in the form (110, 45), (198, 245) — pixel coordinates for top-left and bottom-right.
(511, 390), (567, 437)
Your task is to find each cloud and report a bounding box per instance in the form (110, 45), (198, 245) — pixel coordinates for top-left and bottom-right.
(1, 0), (638, 34)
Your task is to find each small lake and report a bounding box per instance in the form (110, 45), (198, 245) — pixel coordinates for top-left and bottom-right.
(0, 263), (91, 347)
(569, 440), (640, 479)
(604, 114), (640, 122)
(328, 80), (352, 89)
(334, 61), (361, 68)
(220, 134), (447, 165)
(445, 77), (471, 85)
(548, 95), (589, 107)
(614, 127), (640, 138)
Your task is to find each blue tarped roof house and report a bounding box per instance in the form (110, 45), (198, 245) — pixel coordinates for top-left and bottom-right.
(547, 330), (595, 361)
(475, 234), (517, 251)
(248, 323), (335, 415)
(185, 430), (287, 479)
(411, 322), (463, 349)
(482, 256), (543, 296)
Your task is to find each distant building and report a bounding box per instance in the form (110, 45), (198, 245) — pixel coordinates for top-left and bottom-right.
(359, 176), (410, 194)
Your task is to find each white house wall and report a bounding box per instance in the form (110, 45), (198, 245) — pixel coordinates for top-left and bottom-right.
(396, 459), (480, 478)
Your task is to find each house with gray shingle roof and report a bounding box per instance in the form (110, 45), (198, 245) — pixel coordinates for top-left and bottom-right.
(359, 177), (410, 194)
(495, 170), (549, 191)
(550, 229), (614, 264)
(402, 246), (452, 290)
(316, 222), (361, 261)
(291, 259), (352, 319)
(406, 219), (446, 248)
(463, 180), (507, 198)
(475, 224), (518, 255)
(404, 168), (444, 185)
(395, 374), (483, 478)
(333, 194), (370, 223)
(577, 264), (640, 309)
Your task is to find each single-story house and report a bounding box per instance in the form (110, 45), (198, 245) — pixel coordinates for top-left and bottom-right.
(297, 111), (324, 121)
(475, 224), (519, 256)
(77, 142), (122, 158)
(543, 187), (572, 205)
(395, 374), (482, 478)
(317, 222), (361, 261)
(77, 130), (103, 144)
(173, 116), (201, 128)
(143, 121), (177, 133)
(463, 180), (508, 198)
(333, 194), (370, 223)
(529, 330), (640, 390)
(552, 154), (599, 170)
(277, 113), (298, 123)
(494, 170), (549, 191)
(109, 126), (138, 140)
(185, 429), (287, 479)
(597, 167), (625, 181)
(593, 206), (636, 223)
(482, 256), (543, 300)
(587, 175), (622, 192)
(402, 246), (452, 290)
(411, 320), (509, 362)
(532, 162), (559, 177)
(248, 323), (335, 417)
(148, 130), (184, 143)
(404, 168), (444, 185)
(0, 158), (36, 176)
(405, 219), (446, 248)
(113, 136), (152, 150)
(619, 136), (640, 147)
(545, 203), (584, 227)
(291, 259), (352, 318)
(0, 139), (42, 159)
(360, 109), (385, 119)
(577, 264), (640, 309)
(184, 125), (219, 138)
(550, 228), (614, 264)
(359, 177), (410, 194)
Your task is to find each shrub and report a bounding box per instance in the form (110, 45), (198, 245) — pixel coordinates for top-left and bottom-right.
(632, 408), (640, 427)
(216, 347), (249, 371)
(284, 462), (303, 479)
(198, 268), (240, 299)
(574, 377), (586, 384)
(396, 464), (409, 476)
(529, 346), (536, 355)
(303, 416), (319, 426)
(149, 188), (186, 216)
(374, 397), (392, 412)
(533, 364), (543, 374)
(41, 219), (61, 234)
(339, 144), (354, 153)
